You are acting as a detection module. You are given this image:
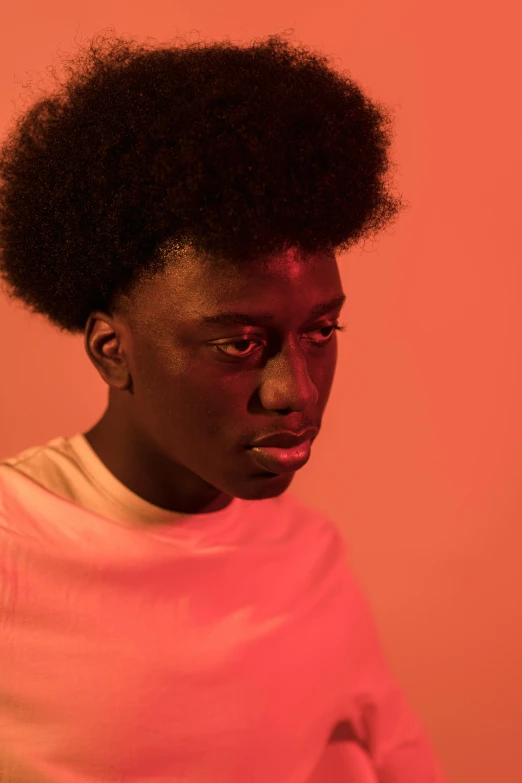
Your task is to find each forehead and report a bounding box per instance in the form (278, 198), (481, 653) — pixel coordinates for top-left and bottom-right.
(145, 247), (342, 319)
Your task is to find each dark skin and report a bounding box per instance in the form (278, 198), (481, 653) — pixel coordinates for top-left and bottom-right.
(83, 246), (345, 516)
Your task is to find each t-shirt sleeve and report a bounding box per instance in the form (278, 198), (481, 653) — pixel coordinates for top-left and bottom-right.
(334, 535), (450, 782)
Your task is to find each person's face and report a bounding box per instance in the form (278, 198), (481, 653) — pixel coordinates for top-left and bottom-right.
(84, 247), (346, 514)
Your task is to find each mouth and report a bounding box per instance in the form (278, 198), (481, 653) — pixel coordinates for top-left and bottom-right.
(246, 439), (312, 474)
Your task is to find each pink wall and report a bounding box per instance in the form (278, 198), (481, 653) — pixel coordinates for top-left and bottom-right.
(1, 3), (521, 782)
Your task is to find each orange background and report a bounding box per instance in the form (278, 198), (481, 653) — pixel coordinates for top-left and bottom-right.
(0, 3), (520, 783)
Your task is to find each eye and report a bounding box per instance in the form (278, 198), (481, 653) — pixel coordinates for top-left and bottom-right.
(212, 322), (347, 358)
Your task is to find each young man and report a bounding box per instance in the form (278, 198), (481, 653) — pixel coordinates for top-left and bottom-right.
(0, 28), (448, 782)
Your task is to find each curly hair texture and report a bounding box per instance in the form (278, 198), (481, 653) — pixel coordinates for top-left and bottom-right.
(0, 27), (409, 335)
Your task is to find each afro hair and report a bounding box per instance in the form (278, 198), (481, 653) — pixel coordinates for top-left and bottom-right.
(0, 27), (409, 335)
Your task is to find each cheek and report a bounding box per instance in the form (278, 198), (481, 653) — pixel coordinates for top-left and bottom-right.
(140, 361), (240, 434)
(174, 376), (249, 446)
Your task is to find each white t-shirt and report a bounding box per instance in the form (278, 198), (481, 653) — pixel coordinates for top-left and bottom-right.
(0, 434), (448, 782)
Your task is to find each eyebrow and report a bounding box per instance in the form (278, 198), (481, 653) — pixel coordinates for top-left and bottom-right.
(199, 294), (347, 327)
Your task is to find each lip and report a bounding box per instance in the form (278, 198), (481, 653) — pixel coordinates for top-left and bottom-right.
(247, 439), (313, 474)
(248, 427), (318, 450)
